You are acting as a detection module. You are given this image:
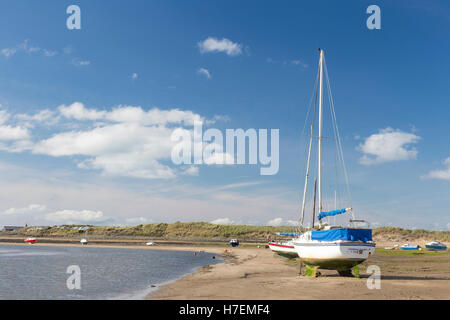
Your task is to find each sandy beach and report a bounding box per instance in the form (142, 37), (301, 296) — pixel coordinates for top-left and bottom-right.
(149, 245), (450, 300)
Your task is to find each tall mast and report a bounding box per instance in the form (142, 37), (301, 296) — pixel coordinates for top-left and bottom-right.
(318, 49), (324, 214)
(300, 124), (314, 227)
(312, 178), (317, 228)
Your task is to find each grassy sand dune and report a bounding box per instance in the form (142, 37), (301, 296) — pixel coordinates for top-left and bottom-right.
(2, 222), (449, 243)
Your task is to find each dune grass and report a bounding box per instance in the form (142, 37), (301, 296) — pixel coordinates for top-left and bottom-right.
(2, 222), (449, 242)
(373, 226), (450, 242)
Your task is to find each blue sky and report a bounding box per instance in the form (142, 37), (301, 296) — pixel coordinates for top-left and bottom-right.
(0, 0), (449, 230)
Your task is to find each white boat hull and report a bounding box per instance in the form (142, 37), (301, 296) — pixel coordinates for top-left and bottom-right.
(294, 241), (375, 270)
(269, 242), (298, 258)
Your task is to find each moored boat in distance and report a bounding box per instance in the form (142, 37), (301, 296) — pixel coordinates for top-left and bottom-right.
(80, 238), (88, 245)
(24, 237), (37, 244)
(384, 244), (399, 250)
(400, 244), (419, 250)
(425, 241), (447, 251)
(229, 239), (239, 247)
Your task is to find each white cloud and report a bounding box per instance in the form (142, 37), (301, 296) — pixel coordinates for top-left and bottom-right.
(0, 125), (30, 141)
(72, 58), (90, 66)
(45, 209), (108, 224)
(58, 102), (203, 125)
(59, 102), (106, 121)
(182, 166), (199, 176)
(16, 109), (58, 125)
(198, 37), (243, 56)
(211, 217), (235, 225)
(33, 123), (177, 179)
(286, 220), (299, 226)
(0, 110), (10, 124)
(125, 217), (152, 225)
(1, 48), (17, 58)
(291, 59), (308, 68)
(267, 217), (283, 226)
(2, 204), (46, 215)
(422, 158), (450, 181)
(197, 68), (211, 79)
(1, 40), (58, 58)
(267, 217), (297, 226)
(358, 127), (421, 165)
(131, 73), (138, 80)
(447, 222), (450, 230)
(0, 102), (227, 179)
(32, 103), (216, 179)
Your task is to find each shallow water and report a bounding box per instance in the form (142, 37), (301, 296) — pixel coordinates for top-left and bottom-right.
(0, 244), (222, 299)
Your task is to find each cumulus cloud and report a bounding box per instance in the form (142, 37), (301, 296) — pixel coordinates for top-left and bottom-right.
(198, 37), (243, 56)
(181, 166), (199, 176)
(125, 217), (152, 225)
(58, 102), (202, 125)
(33, 122), (178, 179)
(211, 217), (235, 225)
(131, 73), (138, 80)
(1, 204), (46, 215)
(0, 109), (33, 152)
(59, 102), (106, 121)
(0, 125), (29, 141)
(45, 209), (108, 224)
(197, 68), (211, 79)
(267, 217), (283, 226)
(0, 102), (228, 179)
(267, 217), (297, 226)
(357, 128), (421, 165)
(16, 109), (58, 126)
(422, 158), (450, 181)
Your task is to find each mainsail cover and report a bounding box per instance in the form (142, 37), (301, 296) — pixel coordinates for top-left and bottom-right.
(311, 228), (372, 242)
(318, 208), (348, 221)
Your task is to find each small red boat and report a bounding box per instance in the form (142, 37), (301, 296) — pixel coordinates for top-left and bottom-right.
(24, 237), (37, 244)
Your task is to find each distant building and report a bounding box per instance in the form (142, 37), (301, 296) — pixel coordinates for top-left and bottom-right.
(3, 226), (24, 232)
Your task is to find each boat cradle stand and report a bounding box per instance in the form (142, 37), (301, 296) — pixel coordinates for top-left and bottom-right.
(300, 262), (360, 278)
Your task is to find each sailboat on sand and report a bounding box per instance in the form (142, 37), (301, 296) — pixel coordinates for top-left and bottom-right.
(292, 49), (375, 276)
(268, 233), (299, 258)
